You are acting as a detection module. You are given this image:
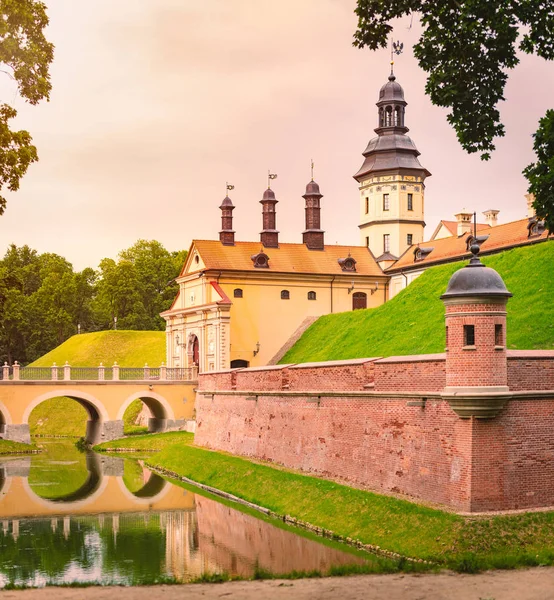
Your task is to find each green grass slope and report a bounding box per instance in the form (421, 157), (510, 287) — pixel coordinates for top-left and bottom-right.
(282, 241), (554, 364)
(30, 330), (165, 367)
(29, 331), (164, 438)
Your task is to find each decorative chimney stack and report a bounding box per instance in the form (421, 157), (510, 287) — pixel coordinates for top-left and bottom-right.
(440, 240), (512, 419)
(525, 193), (536, 219)
(260, 188), (279, 248)
(482, 209), (499, 227)
(302, 179), (324, 250)
(219, 195), (235, 246)
(454, 211), (473, 236)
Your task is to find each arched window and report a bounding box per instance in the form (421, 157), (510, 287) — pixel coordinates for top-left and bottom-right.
(231, 359), (249, 368)
(307, 291), (316, 300)
(281, 290), (290, 300)
(385, 106), (393, 126)
(233, 288), (243, 298)
(394, 106), (400, 126)
(379, 107), (384, 127)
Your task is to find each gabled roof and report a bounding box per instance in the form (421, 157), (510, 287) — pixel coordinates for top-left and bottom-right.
(184, 240), (384, 277)
(388, 217), (551, 272)
(430, 220), (490, 240)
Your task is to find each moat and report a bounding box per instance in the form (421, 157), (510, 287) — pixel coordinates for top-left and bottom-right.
(0, 440), (370, 588)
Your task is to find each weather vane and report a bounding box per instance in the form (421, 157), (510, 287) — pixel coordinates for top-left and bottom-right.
(310, 159), (314, 182)
(268, 171), (277, 188)
(390, 37), (404, 74)
(226, 182), (234, 194)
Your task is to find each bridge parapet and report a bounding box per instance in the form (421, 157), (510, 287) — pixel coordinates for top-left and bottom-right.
(0, 363), (198, 382)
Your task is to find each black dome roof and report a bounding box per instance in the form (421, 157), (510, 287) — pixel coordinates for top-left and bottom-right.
(441, 263), (512, 300)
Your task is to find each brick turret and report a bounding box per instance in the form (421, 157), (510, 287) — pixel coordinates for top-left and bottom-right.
(219, 195), (235, 246)
(260, 188), (279, 248)
(302, 180), (325, 250)
(440, 242), (513, 418)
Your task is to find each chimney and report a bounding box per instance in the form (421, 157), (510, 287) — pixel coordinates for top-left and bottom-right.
(219, 195), (235, 246)
(260, 188), (279, 248)
(454, 211), (473, 236)
(525, 193), (536, 219)
(302, 180), (325, 250)
(482, 209), (499, 227)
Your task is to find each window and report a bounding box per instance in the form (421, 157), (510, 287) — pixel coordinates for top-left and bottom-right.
(338, 256), (357, 272)
(352, 292), (367, 311)
(195, 255), (199, 264)
(495, 324), (503, 346)
(281, 290), (290, 300)
(233, 288), (243, 298)
(251, 252), (269, 268)
(407, 234), (413, 246)
(464, 324), (475, 347)
(307, 291), (316, 300)
(383, 234), (390, 253)
(407, 193), (413, 211)
(383, 193), (390, 211)
(365, 236), (370, 247)
(231, 359), (249, 368)
(365, 197), (369, 214)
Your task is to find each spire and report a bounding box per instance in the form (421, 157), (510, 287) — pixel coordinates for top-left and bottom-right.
(302, 178), (324, 251)
(260, 187), (279, 248)
(219, 191), (235, 246)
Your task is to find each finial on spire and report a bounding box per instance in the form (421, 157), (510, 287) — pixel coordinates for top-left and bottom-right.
(268, 171), (277, 189)
(310, 159), (314, 182)
(390, 38), (404, 79)
(226, 182), (234, 194)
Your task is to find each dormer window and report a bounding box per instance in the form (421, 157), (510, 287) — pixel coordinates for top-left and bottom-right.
(414, 246), (434, 263)
(338, 255), (357, 272)
(528, 218), (545, 238)
(466, 234), (489, 252)
(251, 252), (270, 268)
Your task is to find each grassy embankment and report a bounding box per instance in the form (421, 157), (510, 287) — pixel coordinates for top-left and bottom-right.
(96, 431), (554, 573)
(0, 439), (39, 454)
(282, 241), (554, 363)
(28, 330), (165, 437)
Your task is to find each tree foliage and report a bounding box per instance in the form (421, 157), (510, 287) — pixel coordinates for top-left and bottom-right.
(0, 240), (187, 364)
(0, 0), (54, 213)
(524, 110), (554, 231)
(353, 1), (554, 160)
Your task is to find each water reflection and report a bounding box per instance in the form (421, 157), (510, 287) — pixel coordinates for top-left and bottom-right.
(0, 441), (373, 588)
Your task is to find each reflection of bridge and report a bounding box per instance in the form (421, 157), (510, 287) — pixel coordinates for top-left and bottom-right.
(0, 453), (195, 519)
(0, 366), (197, 444)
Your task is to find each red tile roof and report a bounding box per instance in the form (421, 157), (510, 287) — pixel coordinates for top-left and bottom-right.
(187, 240), (384, 277)
(432, 220), (490, 239)
(388, 218), (550, 272)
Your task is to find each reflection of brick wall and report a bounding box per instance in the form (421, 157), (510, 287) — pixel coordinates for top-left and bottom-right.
(197, 354), (554, 512)
(195, 496), (365, 576)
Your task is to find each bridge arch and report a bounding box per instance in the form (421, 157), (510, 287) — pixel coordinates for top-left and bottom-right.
(0, 399), (12, 440)
(22, 390), (109, 424)
(117, 391), (176, 434)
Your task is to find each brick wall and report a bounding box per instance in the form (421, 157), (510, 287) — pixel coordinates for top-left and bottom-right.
(196, 354), (554, 512)
(374, 355), (445, 392)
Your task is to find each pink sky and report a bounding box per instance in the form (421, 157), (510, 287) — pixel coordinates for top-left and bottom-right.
(0, 0), (552, 270)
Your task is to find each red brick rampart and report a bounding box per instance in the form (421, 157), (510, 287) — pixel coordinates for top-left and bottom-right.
(196, 354), (554, 512)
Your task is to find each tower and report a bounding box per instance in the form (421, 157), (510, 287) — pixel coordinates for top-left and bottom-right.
(354, 69), (431, 263)
(440, 241), (512, 419)
(302, 179), (324, 250)
(260, 187), (279, 248)
(219, 195), (235, 246)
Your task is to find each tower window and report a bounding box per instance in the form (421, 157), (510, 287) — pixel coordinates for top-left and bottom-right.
(233, 288), (243, 298)
(281, 290), (290, 300)
(307, 291), (316, 300)
(495, 324), (503, 346)
(383, 234), (390, 253)
(383, 194), (390, 211)
(365, 236), (369, 247)
(463, 325), (475, 347)
(407, 193), (413, 211)
(365, 197), (369, 214)
(407, 234), (413, 246)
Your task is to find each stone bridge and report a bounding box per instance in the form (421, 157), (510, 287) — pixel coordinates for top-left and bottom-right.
(0, 364), (197, 444)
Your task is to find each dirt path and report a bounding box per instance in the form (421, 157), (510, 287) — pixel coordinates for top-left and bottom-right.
(3, 569), (554, 600)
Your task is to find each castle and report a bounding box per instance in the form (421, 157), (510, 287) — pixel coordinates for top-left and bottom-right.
(163, 69), (550, 374)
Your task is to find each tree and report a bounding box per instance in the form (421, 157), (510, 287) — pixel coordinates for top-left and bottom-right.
(0, 0), (54, 213)
(524, 110), (554, 231)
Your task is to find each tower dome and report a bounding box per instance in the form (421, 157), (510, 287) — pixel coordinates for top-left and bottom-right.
(378, 73), (405, 103)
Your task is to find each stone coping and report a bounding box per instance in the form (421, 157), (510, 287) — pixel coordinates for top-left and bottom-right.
(236, 364), (296, 373)
(288, 357), (381, 369)
(374, 353), (446, 364)
(507, 350), (554, 359)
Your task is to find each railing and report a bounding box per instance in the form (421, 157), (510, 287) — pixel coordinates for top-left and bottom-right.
(0, 362), (198, 382)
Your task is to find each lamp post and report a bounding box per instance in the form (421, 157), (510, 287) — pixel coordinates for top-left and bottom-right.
(114, 316), (118, 331)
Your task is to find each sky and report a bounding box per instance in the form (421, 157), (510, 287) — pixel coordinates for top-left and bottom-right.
(0, 0), (552, 271)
